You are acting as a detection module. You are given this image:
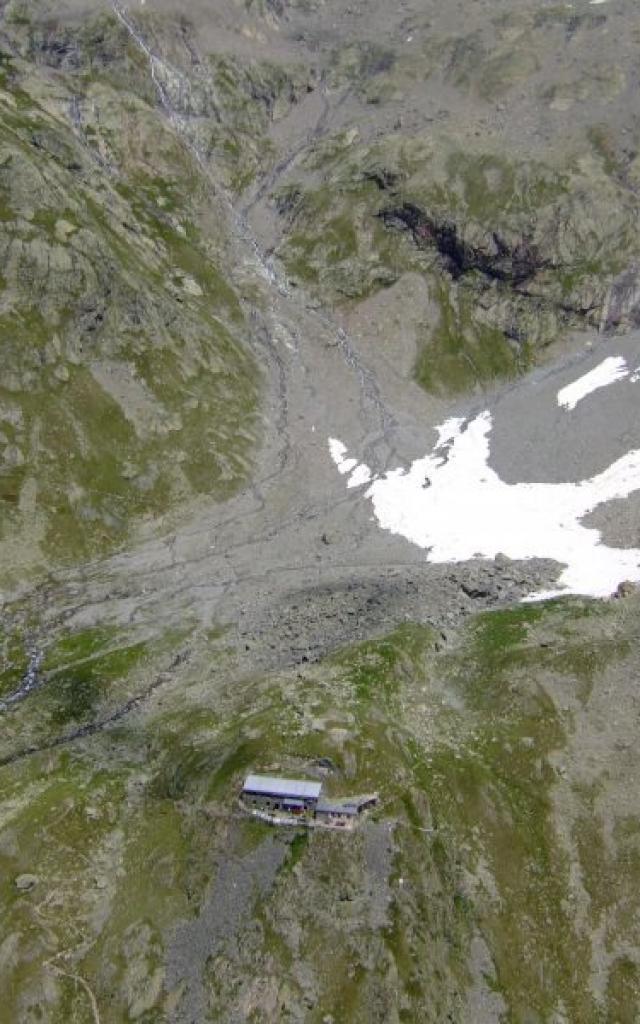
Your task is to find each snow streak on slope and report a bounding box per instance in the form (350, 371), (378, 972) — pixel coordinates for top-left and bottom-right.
(328, 438), (372, 488)
(557, 356), (629, 410)
(329, 413), (640, 599)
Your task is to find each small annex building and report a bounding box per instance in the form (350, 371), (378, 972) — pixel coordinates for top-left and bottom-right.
(241, 773), (378, 827)
(315, 795), (378, 825)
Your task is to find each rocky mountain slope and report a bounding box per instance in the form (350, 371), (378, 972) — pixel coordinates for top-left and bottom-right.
(1, 0), (640, 1021)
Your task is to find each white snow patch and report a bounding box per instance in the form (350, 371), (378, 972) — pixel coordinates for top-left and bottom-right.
(329, 438), (373, 488)
(328, 438), (358, 475)
(435, 416), (466, 449)
(329, 414), (640, 600)
(557, 356), (628, 410)
(347, 464), (373, 489)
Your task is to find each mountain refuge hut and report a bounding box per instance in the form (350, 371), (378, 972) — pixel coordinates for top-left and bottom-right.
(240, 773), (378, 829)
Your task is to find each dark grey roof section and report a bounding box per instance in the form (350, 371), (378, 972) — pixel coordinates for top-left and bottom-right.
(353, 794), (378, 810)
(243, 774), (322, 800)
(316, 800), (358, 816)
(316, 793), (378, 815)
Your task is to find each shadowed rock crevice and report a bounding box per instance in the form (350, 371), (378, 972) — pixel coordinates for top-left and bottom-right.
(378, 201), (550, 286)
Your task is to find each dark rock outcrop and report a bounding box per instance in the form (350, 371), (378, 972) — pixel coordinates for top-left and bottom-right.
(378, 202), (550, 286)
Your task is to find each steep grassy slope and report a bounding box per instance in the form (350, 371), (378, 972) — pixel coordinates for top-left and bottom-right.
(0, 16), (260, 583)
(1, 597), (639, 1022)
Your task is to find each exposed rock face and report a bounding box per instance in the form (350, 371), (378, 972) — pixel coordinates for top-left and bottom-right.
(601, 264), (640, 332)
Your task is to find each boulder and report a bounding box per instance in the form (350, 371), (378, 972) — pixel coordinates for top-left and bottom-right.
(15, 873), (38, 892)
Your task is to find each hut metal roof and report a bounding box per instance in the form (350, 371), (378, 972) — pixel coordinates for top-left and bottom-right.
(243, 774), (322, 800)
